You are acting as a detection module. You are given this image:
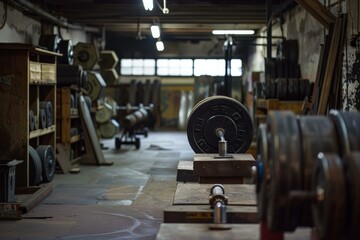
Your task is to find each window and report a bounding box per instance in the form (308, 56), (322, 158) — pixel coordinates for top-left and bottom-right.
(120, 59), (155, 76)
(120, 58), (242, 77)
(157, 59), (193, 76)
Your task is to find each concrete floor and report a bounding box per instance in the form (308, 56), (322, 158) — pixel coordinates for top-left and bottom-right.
(0, 130), (314, 240)
(0, 131), (193, 240)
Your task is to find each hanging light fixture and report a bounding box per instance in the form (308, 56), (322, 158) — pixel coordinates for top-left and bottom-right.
(212, 30), (255, 35)
(142, 0), (153, 11)
(151, 25), (160, 38)
(156, 40), (164, 51)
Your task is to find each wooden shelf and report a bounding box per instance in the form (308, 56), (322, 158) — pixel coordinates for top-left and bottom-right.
(29, 125), (56, 139)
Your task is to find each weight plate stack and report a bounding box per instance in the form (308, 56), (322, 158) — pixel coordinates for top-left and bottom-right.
(297, 116), (339, 226)
(29, 145), (43, 186)
(40, 101), (53, 127)
(187, 96), (253, 153)
(311, 153), (346, 240)
(266, 111), (302, 231)
(256, 123), (269, 221)
(36, 145), (56, 182)
(329, 110), (360, 156)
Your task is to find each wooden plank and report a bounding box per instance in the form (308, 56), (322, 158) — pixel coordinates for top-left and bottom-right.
(176, 160), (199, 183)
(193, 154), (255, 177)
(19, 183), (53, 213)
(79, 96), (113, 165)
(317, 17), (342, 115)
(0, 203), (21, 220)
(56, 143), (72, 173)
(164, 205), (258, 224)
(29, 125), (56, 139)
(173, 183), (256, 206)
(295, 0), (336, 28)
(156, 223), (260, 240)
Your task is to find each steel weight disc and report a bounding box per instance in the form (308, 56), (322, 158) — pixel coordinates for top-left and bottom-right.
(40, 101), (53, 127)
(39, 108), (47, 129)
(343, 153), (360, 240)
(329, 110), (360, 156)
(266, 111), (302, 231)
(297, 116), (339, 226)
(29, 110), (35, 131)
(29, 145), (43, 186)
(256, 123), (269, 221)
(311, 153), (346, 240)
(36, 145), (56, 182)
(187, 96), (253, 153)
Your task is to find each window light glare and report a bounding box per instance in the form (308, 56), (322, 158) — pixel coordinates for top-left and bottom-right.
(212, 30), (255, 35)
(156, 41), (164, 51)
(151, 25), (160, 38)
(142, 0), (153, 11)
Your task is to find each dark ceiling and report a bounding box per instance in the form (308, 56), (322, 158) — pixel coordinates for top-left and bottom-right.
(32, 0), (289, 40)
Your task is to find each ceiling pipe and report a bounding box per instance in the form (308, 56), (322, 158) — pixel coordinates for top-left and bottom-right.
(10, 0), (100, 33)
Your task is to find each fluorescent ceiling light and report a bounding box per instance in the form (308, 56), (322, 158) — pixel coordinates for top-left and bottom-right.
(156, 40), (164, 51)
(142, 0), (153, 11)
(151, 25), (160, 38)
(212, 30), (255, 35)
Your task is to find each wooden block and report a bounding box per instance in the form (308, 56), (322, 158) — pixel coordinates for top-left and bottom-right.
(173, 183), (256, 206)
(198, 177), (244, 184)
(176, 160), (199, 183)
(193, 154), (255, 177)
(56, 143), (72, 174)
(164, 205), (258, 224)
(156, 223), (260, 240)
(0, 203), (21, 220)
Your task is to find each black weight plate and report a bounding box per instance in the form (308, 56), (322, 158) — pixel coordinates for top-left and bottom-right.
(29, 110), (35, 131)
(270, 80), (276, 99)
(39, 108), (47, 129)
(265, 81), (271, 99)
(298, 79), (306, 99)
(39, 34), (61, 52)
(58, 40), (74, 65)
(36, 145), (56, 182)
(329, 110), (360, 156)
(311, 153), (346, 240)
(266, 111), (302, 231)
(29, 145), (43, 186)
(297, 116), (339, 226)
(40, 101), (53, 127)
(276, 78), (287, 100)
(287, 78), (295, 100)
(343, 153), (360, 239)
(256, 123), (269, 221)
(292, 78), (300, 100)
(187, 96), (253, 153)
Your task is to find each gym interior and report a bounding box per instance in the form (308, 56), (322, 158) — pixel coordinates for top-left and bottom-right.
(0, 0), (360, 239)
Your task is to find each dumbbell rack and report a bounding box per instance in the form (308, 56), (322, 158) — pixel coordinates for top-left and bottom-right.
(0, 44), (60, 217)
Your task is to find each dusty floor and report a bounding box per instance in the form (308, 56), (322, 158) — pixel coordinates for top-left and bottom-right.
(0, 131), (193, 240)
(0, 131), (314, 240)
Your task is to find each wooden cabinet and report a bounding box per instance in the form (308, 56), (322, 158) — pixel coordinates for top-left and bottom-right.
(0, 43), (60, 188)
